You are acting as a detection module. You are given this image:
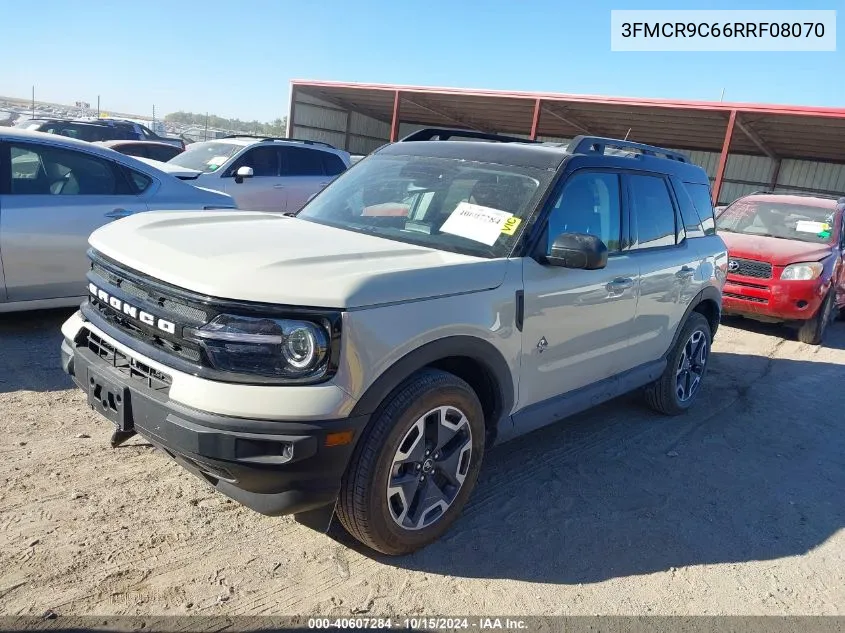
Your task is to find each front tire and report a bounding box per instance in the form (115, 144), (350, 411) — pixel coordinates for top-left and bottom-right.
(645, 312), (712, 416)
(798, 291), (835, 345)
(337, 369), (485, 556)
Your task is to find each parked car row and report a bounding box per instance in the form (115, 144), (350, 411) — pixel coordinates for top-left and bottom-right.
(15, 116), (185, 150)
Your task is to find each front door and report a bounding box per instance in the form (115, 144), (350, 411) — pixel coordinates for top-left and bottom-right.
(518, 170), (639, 412)
(220, 146), (288, 212)
(0, 141), (148, 302)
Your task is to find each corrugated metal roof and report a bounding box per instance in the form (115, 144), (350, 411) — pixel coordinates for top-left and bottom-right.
(291, 80), (845, 163)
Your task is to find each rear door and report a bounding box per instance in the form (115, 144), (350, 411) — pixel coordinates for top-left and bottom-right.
(279, 146), (334, 212)
(624, 171), (708, 367)
(0, 140), (149, 302)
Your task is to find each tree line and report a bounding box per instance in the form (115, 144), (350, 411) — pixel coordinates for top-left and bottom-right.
(164, 111), (288, 136)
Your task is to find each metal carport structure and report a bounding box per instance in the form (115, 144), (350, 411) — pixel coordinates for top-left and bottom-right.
(287, 80), (845, 206)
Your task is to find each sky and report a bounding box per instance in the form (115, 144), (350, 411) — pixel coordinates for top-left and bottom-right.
(2, 0), (842, 122)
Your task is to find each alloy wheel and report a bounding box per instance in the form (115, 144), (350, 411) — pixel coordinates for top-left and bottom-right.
(386, 406), (473, 530)
(676, 329), (708, 403)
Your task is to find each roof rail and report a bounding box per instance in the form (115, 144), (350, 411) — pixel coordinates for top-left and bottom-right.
(400, 127), (539, 144)
(221, 134), (336, 148)
(745, 190), (845, 201)
(568, 135), (689, 163)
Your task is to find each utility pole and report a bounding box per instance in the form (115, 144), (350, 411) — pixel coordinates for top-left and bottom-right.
(720, 88), (726, 102)
(97, 95), (100, 118)
(31, 86), (35, 118)
(205, 112), (209, 141)
(152, 104), (156, 128)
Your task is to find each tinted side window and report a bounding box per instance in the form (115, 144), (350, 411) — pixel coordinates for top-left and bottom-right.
(125, 168), (153, 193)
(119, 145), (149, 158)
(321, 152), (346, 176)
(546, 171), (622, 252)
(281, 146), (324, 176)
(10, 143), (120, 195)
(231, 146), (280, 177)
(685, 182), (717, 235)
(148, 145), (181, 162)
(629, 174), (677, 248)
(669, 176), (704, 237)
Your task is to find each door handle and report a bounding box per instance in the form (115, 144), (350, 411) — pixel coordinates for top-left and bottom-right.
(606, 277), (634, 292)
(105, 208), (132, 219)
(676, 266), (695, 279)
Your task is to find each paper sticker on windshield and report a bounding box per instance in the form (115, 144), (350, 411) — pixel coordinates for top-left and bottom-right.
(440, 202), (514, 246)
(501, 216), (522, 236)
(207, 155), (229, 166)
(795, 220), (828, 234)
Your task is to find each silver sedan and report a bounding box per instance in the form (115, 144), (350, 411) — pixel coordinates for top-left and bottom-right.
(0, 128), (237, 313)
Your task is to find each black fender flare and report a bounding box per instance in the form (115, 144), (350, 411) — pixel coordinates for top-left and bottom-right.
(349, 335), (515, 425)
(665, 285), (722, 356)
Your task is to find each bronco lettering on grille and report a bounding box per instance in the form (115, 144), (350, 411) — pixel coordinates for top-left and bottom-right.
(89, 282), (177, 335)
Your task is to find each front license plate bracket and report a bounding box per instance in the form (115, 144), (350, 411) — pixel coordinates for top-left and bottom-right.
(87, 369), (133, 431)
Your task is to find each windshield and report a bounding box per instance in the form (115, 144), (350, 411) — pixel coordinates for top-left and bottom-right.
(296, 154), (552, 258)
(716, 199), (838, 244)
(168, 141), (241, 172)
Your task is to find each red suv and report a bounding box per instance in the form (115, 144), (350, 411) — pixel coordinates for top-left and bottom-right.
(716, 193), (845, 345)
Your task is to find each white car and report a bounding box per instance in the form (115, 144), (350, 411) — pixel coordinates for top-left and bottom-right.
(0, 128), (236, 313)
(165, 136), (351, 212)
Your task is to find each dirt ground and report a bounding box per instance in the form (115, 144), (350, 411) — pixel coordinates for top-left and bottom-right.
(1, 308), (843, 617)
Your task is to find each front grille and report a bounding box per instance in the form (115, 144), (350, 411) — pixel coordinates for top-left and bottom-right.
(724, 292), (769, 304)
(91, 263), (208, 323)
(83, 330), (172, 392)
(729, 258), (772, 279)
(87, 259), (206, 364)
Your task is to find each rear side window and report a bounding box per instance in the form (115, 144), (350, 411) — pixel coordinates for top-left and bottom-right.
(118, 144), (148, 158)
(281, 146), (325, 176)
(321, 152), (346, 176)
(684, 182), (717, 235)
(147, 145), (181, 162)
(628, 174), (677, 248)
(125, 168), (153, 193)
(669, 177), (704, 237)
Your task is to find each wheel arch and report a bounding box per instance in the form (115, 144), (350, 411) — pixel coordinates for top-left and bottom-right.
(349, 336), (515, 446)
(665, 286), (722, 357)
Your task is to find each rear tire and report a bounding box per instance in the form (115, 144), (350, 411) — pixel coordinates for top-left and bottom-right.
(337, 369), (485, 556)
(645, 312), (712, 416)
(797, 291), (834, 345)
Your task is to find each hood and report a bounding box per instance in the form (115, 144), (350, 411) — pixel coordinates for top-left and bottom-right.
(88, 212), (507, 308)
(137, 156), (201, 180)
(720, 231), (834, 267)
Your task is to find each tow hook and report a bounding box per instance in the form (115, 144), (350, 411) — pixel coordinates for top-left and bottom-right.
(110, 429), (137, 448)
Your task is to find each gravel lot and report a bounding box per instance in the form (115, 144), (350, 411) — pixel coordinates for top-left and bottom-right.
(1, 309), (843, 616)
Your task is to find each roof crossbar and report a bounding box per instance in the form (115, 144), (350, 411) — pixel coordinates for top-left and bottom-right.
(568, 135), (689, 163)
(399, 127), (539, 144)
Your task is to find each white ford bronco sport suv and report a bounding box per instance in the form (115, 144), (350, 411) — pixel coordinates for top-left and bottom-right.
(61, 129), (728, 555)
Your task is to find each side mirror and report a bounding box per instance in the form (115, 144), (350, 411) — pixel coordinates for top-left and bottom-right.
(234, 165), (254, 184)
(544, 232), (608, 270)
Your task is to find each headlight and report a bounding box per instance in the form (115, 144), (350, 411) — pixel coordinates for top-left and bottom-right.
(185, 314), (330, 380)
(781, 262), (823, 281)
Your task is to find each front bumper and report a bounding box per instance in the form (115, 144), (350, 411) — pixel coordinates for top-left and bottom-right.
(722, 275), (827, 322)
(61, 331), (369, 518)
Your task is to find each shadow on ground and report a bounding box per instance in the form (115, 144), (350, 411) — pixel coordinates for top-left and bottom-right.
(330, 327), (845, 584)
(723, 312), (845, 351)
(0, 308), (76, 393)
